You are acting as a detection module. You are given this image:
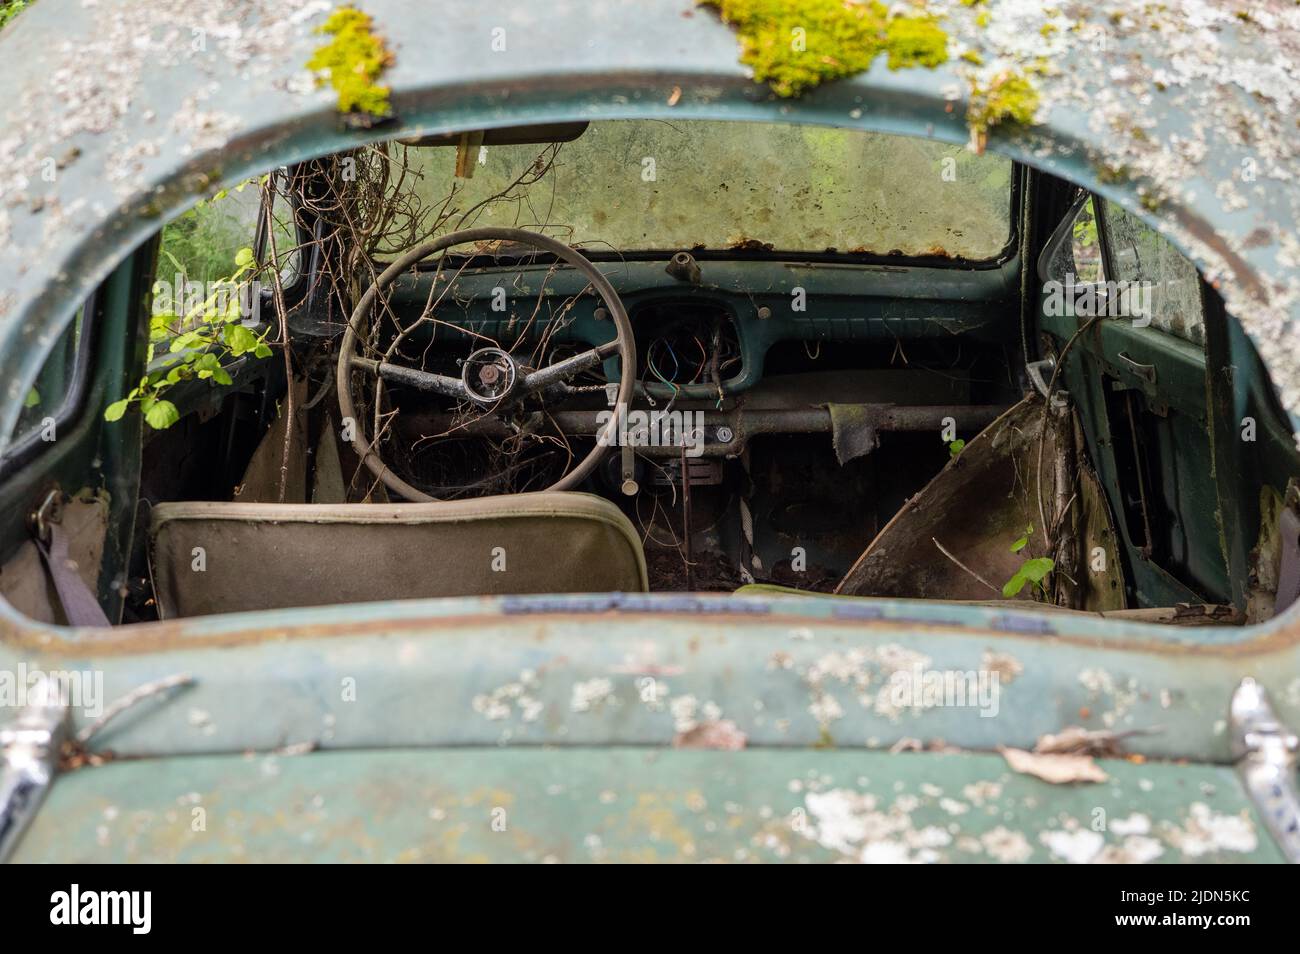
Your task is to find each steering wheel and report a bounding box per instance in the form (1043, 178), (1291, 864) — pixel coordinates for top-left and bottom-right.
(336, 227), (637, 501)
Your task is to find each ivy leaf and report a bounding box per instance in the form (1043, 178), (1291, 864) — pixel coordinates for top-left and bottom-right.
(948, 438), (965, 458)
(234, 247), (255, 269)
(104, 398), (130, 422)
(144, 399), (180, 430)
(253, 342), (273, 360)
(212, 368), (234, 387)
(24, 387), (40, 408)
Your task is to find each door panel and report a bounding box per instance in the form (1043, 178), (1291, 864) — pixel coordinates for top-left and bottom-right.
(1039, 195), (1226, 606)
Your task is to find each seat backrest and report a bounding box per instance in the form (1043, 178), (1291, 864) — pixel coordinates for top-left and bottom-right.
(150, 492), (648, 618)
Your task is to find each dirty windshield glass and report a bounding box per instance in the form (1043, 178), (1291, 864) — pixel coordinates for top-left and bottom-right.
(384, 121), (1014, 260)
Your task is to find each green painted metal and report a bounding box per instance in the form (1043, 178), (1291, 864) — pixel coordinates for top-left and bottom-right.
(13, 748), (1282, 863)
(2, 606), (1297, 764)
(0, 251), (148, 622)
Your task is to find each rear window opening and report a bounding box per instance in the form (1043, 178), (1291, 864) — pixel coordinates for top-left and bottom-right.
(2, 119), (1293, 635)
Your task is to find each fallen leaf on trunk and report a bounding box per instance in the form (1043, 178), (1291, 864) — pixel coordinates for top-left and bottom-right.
(673, 719), (747, 750)
(1001, 746), (1108, 784)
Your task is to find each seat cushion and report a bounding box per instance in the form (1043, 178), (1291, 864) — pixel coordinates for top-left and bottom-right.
(150, 492), (648, 618)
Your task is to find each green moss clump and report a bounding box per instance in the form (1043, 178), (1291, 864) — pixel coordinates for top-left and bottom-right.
(307, 6), (394, 119)
(884, 16), (949, 70)
(699, 0), (949, 98)
(703, 0), (1043, 145)
(966, 70), (1040, 148)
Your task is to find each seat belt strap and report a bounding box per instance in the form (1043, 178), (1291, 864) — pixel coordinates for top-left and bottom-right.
(36, 522), (109, 628)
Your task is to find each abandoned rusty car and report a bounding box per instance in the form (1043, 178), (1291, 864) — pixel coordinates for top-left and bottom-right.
(1, 0), (1300, 864)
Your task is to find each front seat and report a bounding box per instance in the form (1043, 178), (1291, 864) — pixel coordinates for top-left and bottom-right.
(150, 492), (648, 618)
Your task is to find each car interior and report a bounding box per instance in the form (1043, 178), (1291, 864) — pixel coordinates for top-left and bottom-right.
(2, 118), (1297, 628)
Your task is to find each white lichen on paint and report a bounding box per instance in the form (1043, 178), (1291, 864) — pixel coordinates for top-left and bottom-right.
(802, 643), (935, 727)
(980, 825), (1033, 863)
(801, 788), (956, 863)
(1077, 667), (1140, 728)
(1161, 802), (1258, 857)
(1108, 812), (1151, 836)
(939, 797), (969, 816)
(471, 668), (544, 723)
(961, 780), (1004, 805)
(1040, 828), (1105, 864)
(1096, 835), (1165, 864)
(664, 693), (723, 734)
(570, 677), (614, 713)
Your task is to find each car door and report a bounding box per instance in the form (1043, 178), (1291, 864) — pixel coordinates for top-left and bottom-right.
(1039, 194), (1229, 610)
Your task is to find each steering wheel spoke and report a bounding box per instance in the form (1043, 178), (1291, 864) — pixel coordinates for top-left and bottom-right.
(520, 340), (619, 397)
(352, 356), (467, 400)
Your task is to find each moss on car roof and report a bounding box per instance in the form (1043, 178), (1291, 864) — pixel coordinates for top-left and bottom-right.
(306, 5), (394, 121)
(699, 0), (1040, 148)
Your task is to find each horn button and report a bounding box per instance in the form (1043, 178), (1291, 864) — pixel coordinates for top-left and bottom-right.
(462, 347), (520, 405)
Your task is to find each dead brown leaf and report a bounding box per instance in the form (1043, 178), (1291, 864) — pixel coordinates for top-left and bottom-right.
(1001, 746), (1109, 784)
(673, 719), (746, 750)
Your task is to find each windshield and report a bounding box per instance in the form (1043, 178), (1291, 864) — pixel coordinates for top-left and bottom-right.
(382, 120), (1014, 260)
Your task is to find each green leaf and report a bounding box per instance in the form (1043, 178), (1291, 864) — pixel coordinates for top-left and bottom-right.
(149, 313), (178, 341)
(234, 247), (255, 269)
(224, 323), (258, 355)
(1020, 557), (1055, 584)
(1010, 524), (1032, 553)
(144, 399), (180, 430)
(160, 249), (187, 277)
(169, 331), (201, 353)
(1001, 557), (1054, 599)
(212, 368), (233, 386)
(103, 398), (130, 422)
(24, 387), (39, 408)
(252, 342), (273, 360)
(948, 438), (965, 458)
